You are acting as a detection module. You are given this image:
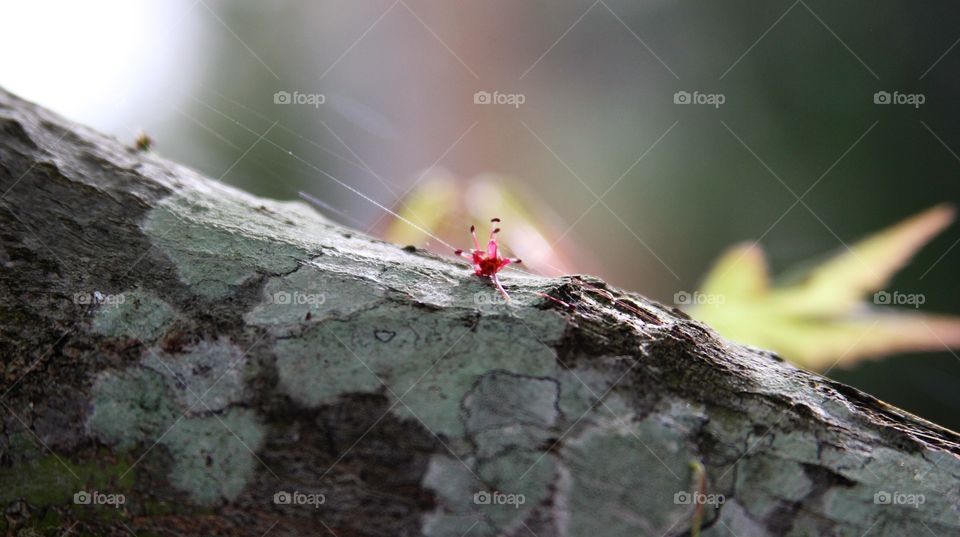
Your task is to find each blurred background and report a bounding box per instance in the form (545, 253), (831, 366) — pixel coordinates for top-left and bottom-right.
(2, 0), (958, 428)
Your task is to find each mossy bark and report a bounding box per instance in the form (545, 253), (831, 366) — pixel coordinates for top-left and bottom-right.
(1, 86), (958, 537)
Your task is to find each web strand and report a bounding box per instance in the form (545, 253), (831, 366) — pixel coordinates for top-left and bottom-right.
(189, 93), (542, 277)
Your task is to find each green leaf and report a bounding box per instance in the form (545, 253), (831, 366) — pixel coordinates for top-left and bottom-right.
(688, 205), (960, 371)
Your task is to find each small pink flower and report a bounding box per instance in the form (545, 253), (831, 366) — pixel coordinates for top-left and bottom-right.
(454, 218), (522, 301)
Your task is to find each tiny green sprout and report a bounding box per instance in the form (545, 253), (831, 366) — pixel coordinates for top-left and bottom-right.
(688, 459), (707, 537)
(134, 131), (153, 152)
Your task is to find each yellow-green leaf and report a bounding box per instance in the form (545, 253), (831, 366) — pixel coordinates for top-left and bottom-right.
(698, 242), (770, 300)
(688, 205), (960, 371)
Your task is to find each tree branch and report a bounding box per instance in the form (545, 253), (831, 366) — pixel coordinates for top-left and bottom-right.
(1, 86), (957, 537)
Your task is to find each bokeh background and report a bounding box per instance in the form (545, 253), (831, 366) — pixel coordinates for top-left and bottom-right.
(3, 0), (958, 428)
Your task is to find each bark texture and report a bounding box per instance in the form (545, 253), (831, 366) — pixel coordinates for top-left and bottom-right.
(0, 86), (958, 537)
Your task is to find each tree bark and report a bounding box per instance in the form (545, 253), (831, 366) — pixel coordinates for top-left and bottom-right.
(0, 86), (957, 537)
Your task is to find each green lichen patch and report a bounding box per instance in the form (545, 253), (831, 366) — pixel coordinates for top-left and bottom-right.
(87, 368), (177, 450)
(767, 430), (823, 465)
(274, 302), (566, 437)
(421, 513), (496, 537)
(558, 414), (697, 537)
(475, 451), (555, 531)
(394, 311), (565, 436)
(141, 337), (251, 413)
(90, 289), (175, 341)
(421, 443), (555, 535)
(816, 445), (960, 531)
(143, 187), (333, 298)
(698, 403), (960, 535)
(419, 455), (495, 537)
(706, 500), (769, 537)
(734, 457), (813, 520)
(464, 371), (559, 458)
(160, 408), (265, 504)
(557, 366), (631, 418)
(244, 265), (385, 330)
(422, 455), (484, 513)
(304, 235), (458, 282)
(87, 364), (266, 505)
